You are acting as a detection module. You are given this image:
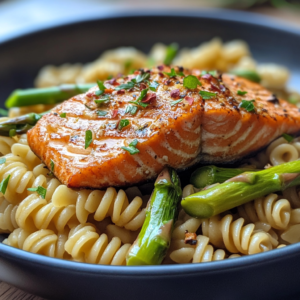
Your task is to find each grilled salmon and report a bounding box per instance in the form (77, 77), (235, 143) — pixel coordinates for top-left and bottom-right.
(27, 66), (300, 188)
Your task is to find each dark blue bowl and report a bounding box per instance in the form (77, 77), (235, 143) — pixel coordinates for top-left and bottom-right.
(0, 10), (300, 300)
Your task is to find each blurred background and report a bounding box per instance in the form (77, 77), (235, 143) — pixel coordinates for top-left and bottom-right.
(0, 0), (300, 41)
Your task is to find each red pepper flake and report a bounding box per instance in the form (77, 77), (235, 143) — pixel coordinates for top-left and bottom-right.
(142, 93), (156, 103)
(105, 88), (114, 94)
(139, 83), (147, 90)
(157, 65), (164, 71)
(185, 96), (194, 105)
(86, 92), (94, 98)
(117, 89), (125, 95)
(134, 70), (140, 75)
(107, 78), (119, 86)
(210, 83), (220, 92)
(164, 79), (171, 86)
(111, 109), (118, 118)
(202, 74), (213, 80)
(158, 72), (165, 77)
(184, 230), (197, 245)
(170, 89), (180, 99)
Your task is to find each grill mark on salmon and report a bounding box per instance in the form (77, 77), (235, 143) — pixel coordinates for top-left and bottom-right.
(27, 66), (300, 188)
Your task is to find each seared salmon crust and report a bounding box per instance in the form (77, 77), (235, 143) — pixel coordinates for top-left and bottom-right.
(27, 66), (300, 188)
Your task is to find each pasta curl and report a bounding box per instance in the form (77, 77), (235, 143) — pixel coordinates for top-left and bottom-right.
(0, 136), (16, 155)
(52, 186), (146, 231)
(65, 224), (131, 265)
(0, 197), (18, 233)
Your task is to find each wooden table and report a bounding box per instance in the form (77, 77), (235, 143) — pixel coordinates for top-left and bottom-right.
(0, 2), (299, 299)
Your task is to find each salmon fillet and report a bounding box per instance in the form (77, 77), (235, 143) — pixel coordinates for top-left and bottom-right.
(27, 66), (300, 188)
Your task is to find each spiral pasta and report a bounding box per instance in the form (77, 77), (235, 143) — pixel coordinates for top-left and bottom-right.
(3, 228), (69, 258)
(237, 193), (291, 230)
(0, 196), (18, 233)
(52, 186), (146, 231)
(11, 143), (41, 170)
(64, 224), (131, 265)
(0, 136), (16, 155)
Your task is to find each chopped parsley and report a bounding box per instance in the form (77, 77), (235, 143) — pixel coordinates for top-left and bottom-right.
(137, 88), (148, 101)
(201, 70), (217, 77)
(121, 139), (140, 155)
(95, 95), (110, 106)
(125, 105), (138, 115)
(0, 108), (8, 116)
(133, 72), (150, 84)
(164, 43), (178, 65)
(237, 90), (248, 96)
(0, 157), (6, 164)
(164, 68), (178, 78)
(199, 90), (217, 100)
(60, 112), (66, 118)
(149, 81), (159, 92)
(170, 99), (184, 106)
(97, 110), (108, 116)
(282, 133), (294, 143)
(129, 100), (148, 108)
(50, 159), (54, 172)
(85, 130), (93, 149)
(118, 119), (130, 130)
(95, 80), (106, 96)
(27, 186), (47, 199)
(183, 75), (201, 89)
(0, 175), (10, 195)
(240, 99), (255, 112)
(129, 89), (149, 108)
(115, 81), (135, 91)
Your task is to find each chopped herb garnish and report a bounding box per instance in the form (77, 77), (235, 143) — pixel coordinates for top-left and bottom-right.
(129, 100), (148, 108)
(240, 99), (255, 112)
(183, 75), (201, 89)
(0, 175), (10, 195)
(95, 95), (110, 106)
(50, 159), (54, 172)
(149, 81), (159, 92)
(27, 186), (47, 199)
(60, 112), (66, 118)
(118, 119), (130, 130)
(0, 108), (8, 116)
(201, 70), (217, 77)
(125, 105), (138, 115)
(0, 157), (6, 164)
(85, 104), (92, 110)
(164, 43), (178, 65)
(133, 72), (150, 84)
(85, 130), (93, 149)
(282, 133), (294, 143)
(95, 80), (106, 96)
(115, 81), (135, 91)
(199, 90), (217, 100)
(237, 90), (248, 96)
(164, 68), (178, 78)
(97, 110), (108, 116)
(170, 99), (184, 106)
(137, 88), (148, 101)
(9, 129), (16, 137)
(121, 139), (140, 155)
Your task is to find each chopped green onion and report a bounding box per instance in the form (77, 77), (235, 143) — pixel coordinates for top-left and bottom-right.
(137, 88), (148, 101)
(0, 175), (10, 194)
(85, 130), (93, 149)
(149, 81), (159, 92)
(60, 112), (66, 118)
(115, 81), (135, 91)
(97, 110), (108, 116)
(164, 43), (178, 65)
(121, 139), (140, 155)
(95, 80), (106, 96)
(118, 119), (130, 130)
(125, 105), (138, 115)
(170, 99), (184, 107)
(240, 99), (255, 112)
(199, 91), (217, 100)
(282, 133), (294, 143)
(0, 108), (8, 116)
(95, 95), (110, 106)
(134, 72), (150, 84)
(129, 100), (148, 108)
(183, 75), (201, 89)
(27, 186), (47, 199)
(0, 157), (6, 164)
(237, 90), (248, 96)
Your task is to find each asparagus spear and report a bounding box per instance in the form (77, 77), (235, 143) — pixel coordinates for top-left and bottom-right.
(182, 160), (300, 219)
(0, 111), (48, 136)
(190, 165), (259, 189)
(5, 83), (95, 108)
(126, 167), (182, 265)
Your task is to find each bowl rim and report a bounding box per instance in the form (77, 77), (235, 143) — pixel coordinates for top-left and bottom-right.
(1, 9), (300, 275)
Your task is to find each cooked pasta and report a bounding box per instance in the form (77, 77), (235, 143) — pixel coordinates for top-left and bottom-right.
(11, 143), (41, 170)
(0, 136), (16, 155)
(64, 224), (130, 265)
(0, 197), (18, 233)
(52, 186), (146, 231)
